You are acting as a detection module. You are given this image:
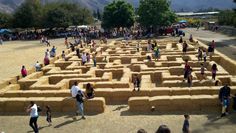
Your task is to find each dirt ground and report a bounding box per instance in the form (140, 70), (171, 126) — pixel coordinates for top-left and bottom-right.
(0, 38), (70, 81)
(0, 105), (236, 133)
(183, 28), (236, 61)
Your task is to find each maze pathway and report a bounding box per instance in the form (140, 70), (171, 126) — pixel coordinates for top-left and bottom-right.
(0, 39), (236, 113)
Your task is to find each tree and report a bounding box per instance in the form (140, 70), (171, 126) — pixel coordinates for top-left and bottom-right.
(93, 10), (97, 18)
(0, 12), (12, 28)
(42, 7), (71, 28)
(137, 0), (176, 29)
(97, 9), (101, 20)
(42, 2), (93, 28)
(102, 0), (135, 29)
(12, 0), (42, 28)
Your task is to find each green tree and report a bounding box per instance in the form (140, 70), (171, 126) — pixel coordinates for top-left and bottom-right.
(218, 10), (236, 27)
(93, 10), (97, 18)
(43, 7), (70, 28)
(0, 12), (12, 28)
(102, 0), (135, 29)
(138, 0), (176, 29)
(97, 9), (101, 20)
(12, 0), (42, 28)
(42, 2), (93, 28)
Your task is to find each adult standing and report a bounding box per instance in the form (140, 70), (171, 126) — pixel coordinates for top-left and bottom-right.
(219, 84), (231, 117)
(26, 101), (39, 133)
(70, 81), (86, 119)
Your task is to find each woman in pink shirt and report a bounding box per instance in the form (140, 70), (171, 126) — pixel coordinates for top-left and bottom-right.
(21, 65), (27, 77)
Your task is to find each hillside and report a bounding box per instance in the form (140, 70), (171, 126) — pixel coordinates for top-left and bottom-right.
(0, 0), (235, 13)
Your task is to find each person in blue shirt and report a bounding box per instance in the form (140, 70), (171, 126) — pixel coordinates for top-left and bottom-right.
(219, 84), (231, 117)
(50, 46), (57, 57)
(182, 115), (190, 133)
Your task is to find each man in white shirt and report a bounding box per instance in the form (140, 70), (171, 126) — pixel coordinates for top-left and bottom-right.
(70, 81), (86, 119)
(27, 101), (39, 133)
(71, 81), (81, 98)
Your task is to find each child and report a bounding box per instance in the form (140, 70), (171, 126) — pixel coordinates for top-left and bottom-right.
(35, 61), (41, 72)
(147, 55), (151, 61)
(187, 69), (193, 87)
(212, 64), (218, 80)
(133, 75), (141, 91)
(46, 105), (52, 126)
(198, 48), (202, 61)
(21, 65), (27, 77)
(136, 42), (140, 52)
(182, 115), (190, 133)
(203, 50), (207, 63)
(183, 60), (190, 82)
(200, 63), (205, 80)
(93, 52), (97, 67)
(182, 41), (188, 55)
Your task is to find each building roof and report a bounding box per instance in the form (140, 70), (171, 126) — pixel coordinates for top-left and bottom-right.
(176, 12), (219, 16)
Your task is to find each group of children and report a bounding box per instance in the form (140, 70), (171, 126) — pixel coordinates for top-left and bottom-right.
(183, 59), (219, 87)
(146, 40), (161, 60)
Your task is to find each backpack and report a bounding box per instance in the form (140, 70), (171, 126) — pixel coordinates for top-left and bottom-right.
(76, 91), (84, 103)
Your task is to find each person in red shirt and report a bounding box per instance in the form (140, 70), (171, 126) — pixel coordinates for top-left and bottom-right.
(21, 65), (27, 77)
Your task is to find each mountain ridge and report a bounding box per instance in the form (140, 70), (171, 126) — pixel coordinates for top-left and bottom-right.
(0, 0), (235, 13)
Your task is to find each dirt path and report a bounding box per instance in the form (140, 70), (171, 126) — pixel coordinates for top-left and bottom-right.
(183, 28), (236, 61)
(0, 38), (69, 81)
(0, 105), (236, 133)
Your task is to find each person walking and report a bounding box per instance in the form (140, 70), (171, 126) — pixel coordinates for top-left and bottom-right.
(219, 84), (231, 117)
(203, 50), (207, 63)
(27, 101), (39, 133)
(187, 69), (193, 87)
(45, 105), (52, 126)
(81, 52), (87, 65)
(183, 60), (190, 82)
(212, 64), (218, 80)
(70, 81), (86, 119)
(182, 115), (190, 133)
(197, 48), (203, 61)
(154, 45), (160, 60)
(182, 41), (188, 55)
(93, 52), (97, 67)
